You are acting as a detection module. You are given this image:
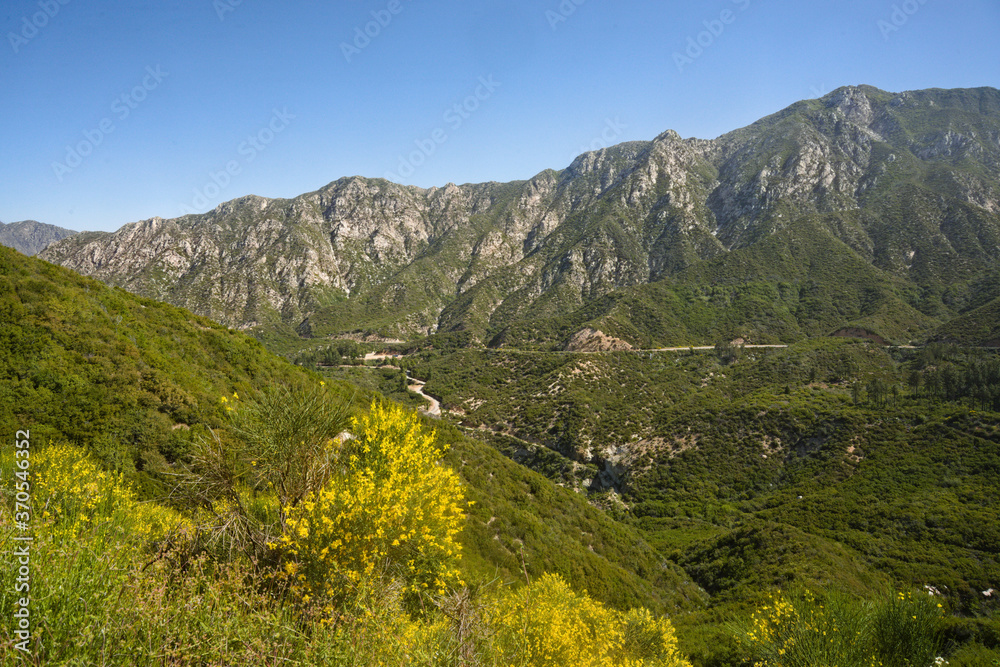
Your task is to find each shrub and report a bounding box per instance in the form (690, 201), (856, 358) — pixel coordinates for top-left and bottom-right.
(277, 400), (467, 611)
(178, 382), (351, 560)
(733, 588), (946, 667)
(488, 573), (692, 666)
(29, 440), (185, 546)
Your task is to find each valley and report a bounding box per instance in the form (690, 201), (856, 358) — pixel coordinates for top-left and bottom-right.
(304, 335), (1000, 664)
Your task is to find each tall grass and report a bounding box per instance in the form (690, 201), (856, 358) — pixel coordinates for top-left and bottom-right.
(731, 587), (947, 667)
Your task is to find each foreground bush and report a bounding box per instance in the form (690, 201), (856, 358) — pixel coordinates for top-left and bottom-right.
(30, 441), (185, 543)
(277, 400), (467, 611)
(317, 572), (693, 667)
(487, 573), (693, 667)
(0, 434), (692, 666)
(180, 383), (351, 561)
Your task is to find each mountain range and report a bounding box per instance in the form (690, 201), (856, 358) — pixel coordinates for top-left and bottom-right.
(39, 85), (1000, 347)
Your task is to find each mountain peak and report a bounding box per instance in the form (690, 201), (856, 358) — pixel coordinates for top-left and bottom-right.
(0, 219), (78, 256)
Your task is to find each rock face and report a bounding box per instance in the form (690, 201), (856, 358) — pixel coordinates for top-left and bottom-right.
(0, 220), (77, 256)
(40, 86), (1000, 341)
(565, 329), (634, 353)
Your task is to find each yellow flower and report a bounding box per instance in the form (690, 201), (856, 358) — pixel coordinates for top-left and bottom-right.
(275, 400), (466, 606)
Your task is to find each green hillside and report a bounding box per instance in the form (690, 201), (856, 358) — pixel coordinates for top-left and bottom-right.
(373, 338), (1000, 664)
(39, 87), (1000, 352)
(4, 237), (999, 664)
(485, 213), (940, 350)
(0, 244), (699, 618)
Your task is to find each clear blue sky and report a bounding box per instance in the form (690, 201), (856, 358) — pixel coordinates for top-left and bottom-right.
(2, 0), (998, 232)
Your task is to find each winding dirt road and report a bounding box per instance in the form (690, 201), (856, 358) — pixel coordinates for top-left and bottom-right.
(407, 377), (441, 417)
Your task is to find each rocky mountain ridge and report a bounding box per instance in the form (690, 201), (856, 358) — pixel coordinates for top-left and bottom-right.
(40, 85), (1000, 346)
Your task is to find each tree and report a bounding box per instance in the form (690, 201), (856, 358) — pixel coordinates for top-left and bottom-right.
(867, 378), (886, 407)
(715, 340), (742, 365)
(179, 382), (351, 559)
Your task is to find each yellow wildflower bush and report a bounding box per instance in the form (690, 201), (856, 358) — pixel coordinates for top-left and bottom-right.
(489, 573), (692, 667)
(24, 441), (185, 545)
(279, 401), (467, 608)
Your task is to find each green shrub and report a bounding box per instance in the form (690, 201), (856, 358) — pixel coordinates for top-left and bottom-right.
(732, 588), (947, 667)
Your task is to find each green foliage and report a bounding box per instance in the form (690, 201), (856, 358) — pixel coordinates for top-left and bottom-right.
(222, 383), (352, 518)
(0, 246), (695, 620)
(176, 382), (352, 560)
(0, 245), (312, 495)
(392, 338), (1000, 664)
(443, 416), (708, 614)
(677, 522), (886, 602)
(7, 241), (1000, 663)
(732, 588), (947, 667)
(0, 400), (695, 667)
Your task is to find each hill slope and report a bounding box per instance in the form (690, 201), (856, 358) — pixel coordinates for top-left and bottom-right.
(0, 244), (701, 613)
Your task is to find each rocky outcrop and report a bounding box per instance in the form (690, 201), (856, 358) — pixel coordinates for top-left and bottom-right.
(565, 328), (634, 353)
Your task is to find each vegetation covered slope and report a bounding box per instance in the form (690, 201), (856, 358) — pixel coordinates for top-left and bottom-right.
(0, 244), (700, 615)
(375, 338), (1000, 664)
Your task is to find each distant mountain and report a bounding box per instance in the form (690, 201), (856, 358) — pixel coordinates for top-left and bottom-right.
(41, 85), (1000, 346)
(1, 219), (78, 256)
